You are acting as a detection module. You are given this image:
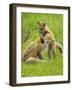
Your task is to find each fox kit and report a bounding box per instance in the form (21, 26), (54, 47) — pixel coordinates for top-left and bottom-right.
(24, 37), (45, 63)
(37, 21), (63, 58)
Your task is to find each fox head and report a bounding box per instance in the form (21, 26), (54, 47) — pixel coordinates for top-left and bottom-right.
(37, 21), (46, 30)
(37, 21), (47, 36)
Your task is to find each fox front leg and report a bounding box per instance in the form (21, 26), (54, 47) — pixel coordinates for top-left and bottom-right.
(48, 50), (52, 59)
(48, 47), (52, 59)
(52, 48), (56, 58)
(48, 44), (52, 59)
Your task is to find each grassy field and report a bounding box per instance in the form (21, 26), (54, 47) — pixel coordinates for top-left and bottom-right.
(21, 13), (63, 77)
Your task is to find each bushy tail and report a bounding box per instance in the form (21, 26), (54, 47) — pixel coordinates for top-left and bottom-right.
(25, 57), (46, 64)
(56, 42), (63, 54)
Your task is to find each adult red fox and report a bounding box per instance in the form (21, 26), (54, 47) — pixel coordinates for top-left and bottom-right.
(37, 21), (63, 58)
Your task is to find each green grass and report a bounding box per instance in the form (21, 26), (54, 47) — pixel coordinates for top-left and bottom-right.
(21, 13), (63, 77)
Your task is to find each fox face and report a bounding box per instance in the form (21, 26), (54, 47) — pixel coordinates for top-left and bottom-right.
(37, 21), (46, 35)
(37, 21), (46, 30)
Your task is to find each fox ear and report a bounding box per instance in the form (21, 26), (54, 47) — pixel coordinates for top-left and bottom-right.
(43, 22), (46, 27)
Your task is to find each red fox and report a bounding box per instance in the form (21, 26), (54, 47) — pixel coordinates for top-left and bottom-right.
(37, 21), (63, 58)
